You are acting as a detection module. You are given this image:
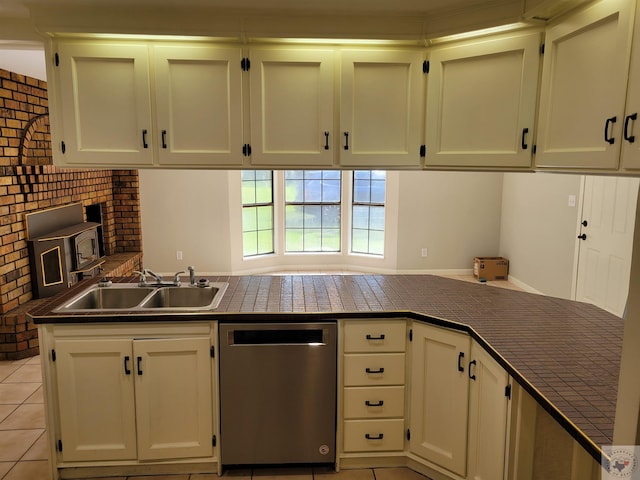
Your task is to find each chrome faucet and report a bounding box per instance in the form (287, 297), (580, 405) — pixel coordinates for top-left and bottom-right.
(188, 265), (196, 286)
(173, 270), (185, 286)
(133, 270), (148, 287)
(144, 269), (164, 284)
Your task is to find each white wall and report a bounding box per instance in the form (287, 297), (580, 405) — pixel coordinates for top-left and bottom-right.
(395, 171), (504, 272)
(499, 172), (582, 299)
(0, 46), (46, 80)
(139, 169), (233, 275)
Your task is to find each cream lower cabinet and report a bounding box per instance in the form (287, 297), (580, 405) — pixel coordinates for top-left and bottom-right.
(409, 324), (511, 480)
(342, 320), (408, 455)
(53, 333), (213, 463)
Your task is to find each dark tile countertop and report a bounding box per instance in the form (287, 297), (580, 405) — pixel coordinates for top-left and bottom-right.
(29, 274), (623, 461)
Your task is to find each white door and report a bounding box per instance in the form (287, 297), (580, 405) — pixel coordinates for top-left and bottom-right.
(535, 0), (635, 170)
(55, 339), (137, 462)
(467, 342), (510, 480)
(576, 176), (639, 317)
(425, 31), (540, 168)
(340, 49), (424, 167)
(154, 45), (244, 166)
(249, 48), (334, 166)
(134, 337), (213, 460)
(409, 323), (470, 477)
(56, 42), (154, 166)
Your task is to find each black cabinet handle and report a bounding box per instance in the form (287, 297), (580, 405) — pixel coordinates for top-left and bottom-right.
(521, 128), (529, 150)
(582, 220), (588, 227)
(142, 129), (148, 149)
(136, 356), (143, 375)
(624, 113), (637, 143)
(124, 356), (131, 375)
(365, 400), (384, 407)
(604, 116), (617, 145)
(344, 132), (350, 150)
(366, 334), (385, 340)
(469, 359), (477, 381)
(457, 352), (465, 372)
(365, 433), (384, 440)
(162, 129), (168, 149)
(365, 367), (384, 374)
(324, 131), (330, 150)
(578, 233), (587, 240)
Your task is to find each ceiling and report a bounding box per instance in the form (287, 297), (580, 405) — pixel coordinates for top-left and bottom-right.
(0, 0), (588, 43)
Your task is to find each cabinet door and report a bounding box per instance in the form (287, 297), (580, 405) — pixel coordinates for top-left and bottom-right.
(535, 0), (635, 170)
(425, 31), (540, 168)
(55, 339), (137, 462)
(467, 342), (510, 480)
(409, 323), (470, 477)
(621, 0), (640, 171)
(249, 48), (334, 166)
(56, 42), (154, 166)
(340, 50), (424, 167)
(134, 337), (213, 460)
(154, 45), (244, 166)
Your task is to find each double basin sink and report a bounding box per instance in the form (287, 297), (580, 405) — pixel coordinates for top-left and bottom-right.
(55, 282), (228, 313)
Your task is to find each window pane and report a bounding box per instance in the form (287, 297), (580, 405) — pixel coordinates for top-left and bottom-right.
(285, 170), (342, 253)
(352, 228), (369, 253)
(243, 207), (257, 231)
(285, 229), (304, 251)
(286, 205), (303, 228)
(369, 230), (385, 255)
(351, 170), (385, 256)
(243, 231), (257, 257)
(370, 206), (385, 230)
(352, 205), (369, 229)
(257, 230), (273, 255)
(323, 205), (340, 228)
(322, 179), (341, 202)
(323, 229), (340, 251)
(255, 180), (273, 203)
(257, 206), (273, 230)
(304, 205), (322, 228)
(354, 179), (371, 203)
(285, 179), (303, 202)
(242, 170), (274, 257)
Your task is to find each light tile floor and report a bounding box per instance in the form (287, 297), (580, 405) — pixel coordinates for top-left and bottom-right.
(0, 356), (430, 480)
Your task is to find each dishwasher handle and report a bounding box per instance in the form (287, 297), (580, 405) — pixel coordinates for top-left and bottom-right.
(228, 328), (327, 345)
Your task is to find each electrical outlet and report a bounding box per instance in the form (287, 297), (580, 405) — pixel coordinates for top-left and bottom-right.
(421, 247), (428, 257)
(568, 195), (576, 207)
(176, 250), (183, 260)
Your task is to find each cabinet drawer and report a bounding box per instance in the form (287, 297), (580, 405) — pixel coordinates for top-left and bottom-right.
(344, 386), (405, 419)
(344, 321), (406, 352)
(343, 419), (405, 452)
(344, 354), (405, 386)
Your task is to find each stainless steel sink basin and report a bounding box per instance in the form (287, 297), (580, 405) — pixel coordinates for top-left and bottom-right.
(57, 285), (156, 310)
(139, 286), (220, 309)
(54, 282), (228, 313)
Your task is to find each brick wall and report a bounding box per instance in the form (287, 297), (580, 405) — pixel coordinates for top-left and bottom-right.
(0, 68), (144, 359)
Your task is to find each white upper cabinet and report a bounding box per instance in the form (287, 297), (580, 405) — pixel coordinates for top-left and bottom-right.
(621, 0), (640, 171)
(535, 0), (635, 170)
(425, 31), (541, 168)
(248, 48), (335, 166)
(153, 45), (244, 166)
(340, 49), (424, 167)
(55, 42), (154, 166)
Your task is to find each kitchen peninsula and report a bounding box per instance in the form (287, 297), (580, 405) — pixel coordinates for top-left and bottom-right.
(29, 273), (619, 480)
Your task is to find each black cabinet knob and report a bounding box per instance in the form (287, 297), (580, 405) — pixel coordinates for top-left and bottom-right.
(578, 234), (587, 240)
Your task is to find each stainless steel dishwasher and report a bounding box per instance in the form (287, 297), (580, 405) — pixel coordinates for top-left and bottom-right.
(219, 322), (337, 466)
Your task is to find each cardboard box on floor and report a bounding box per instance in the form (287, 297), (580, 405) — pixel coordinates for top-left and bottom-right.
(473, 257), (509, 281)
